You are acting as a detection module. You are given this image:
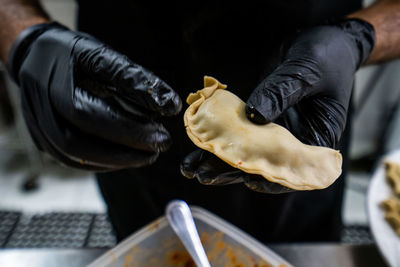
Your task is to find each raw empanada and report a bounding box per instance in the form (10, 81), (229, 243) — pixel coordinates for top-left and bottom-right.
(184, 76), (342, 190)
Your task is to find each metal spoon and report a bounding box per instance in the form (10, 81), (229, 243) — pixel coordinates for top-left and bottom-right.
(166, 200), (211, 267)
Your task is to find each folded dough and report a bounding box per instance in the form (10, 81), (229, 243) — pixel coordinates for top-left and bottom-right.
(184, 76), (342, 190)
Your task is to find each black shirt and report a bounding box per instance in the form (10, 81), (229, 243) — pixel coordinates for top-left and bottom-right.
(77, 0), (360, 242)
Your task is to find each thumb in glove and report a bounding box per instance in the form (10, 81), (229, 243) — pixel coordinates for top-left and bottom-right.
(246, 18), (375, 148)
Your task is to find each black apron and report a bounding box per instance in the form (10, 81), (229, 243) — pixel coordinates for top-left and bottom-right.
(77, 0), (361, 243)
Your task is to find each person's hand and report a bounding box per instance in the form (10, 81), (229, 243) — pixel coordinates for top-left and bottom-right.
(181, 149), (293, 193)
(181, 18), (375, 193)
(8, 22), (182, 171)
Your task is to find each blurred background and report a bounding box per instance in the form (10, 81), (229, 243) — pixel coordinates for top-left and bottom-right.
(0, 0), (399, 250)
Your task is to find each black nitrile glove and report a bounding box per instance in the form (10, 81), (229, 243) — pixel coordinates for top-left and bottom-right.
(181, 18), (375, 193)
(8, 22), (182, 171)
(181, 149), (293, 193)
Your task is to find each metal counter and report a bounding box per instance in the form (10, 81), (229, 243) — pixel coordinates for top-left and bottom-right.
(0, 244), (388, 267)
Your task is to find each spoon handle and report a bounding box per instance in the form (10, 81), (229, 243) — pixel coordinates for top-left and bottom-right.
(166, 200), (211, 267)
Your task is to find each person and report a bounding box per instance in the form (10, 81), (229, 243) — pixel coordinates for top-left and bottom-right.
(0, 0), (399, 243)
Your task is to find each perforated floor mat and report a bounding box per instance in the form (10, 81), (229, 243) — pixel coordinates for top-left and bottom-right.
(341, 225), (374, 244)
(0, 211), (115, 248)
(0, 210), (373, 248)
(0, 211), (20, 247)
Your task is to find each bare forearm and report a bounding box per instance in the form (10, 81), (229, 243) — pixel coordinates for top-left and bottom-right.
(349, 0), (400, 64)
(0, 0), (49, 63)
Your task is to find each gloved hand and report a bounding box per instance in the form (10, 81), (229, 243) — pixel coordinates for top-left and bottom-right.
(181, 18), (375, 193)
(8, 22), (182, 171)
(181, 149), (293, 193)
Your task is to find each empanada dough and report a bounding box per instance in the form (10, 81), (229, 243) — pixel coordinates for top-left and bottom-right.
(184, 76), (342, 190)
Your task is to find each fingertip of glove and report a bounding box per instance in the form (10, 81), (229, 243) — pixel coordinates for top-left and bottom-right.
(180, 150), (205, 179)
(161, 92), (182, 116)
(151, 130), (173, 152)
(152, 80), (182, 116)
(143, 151), (160, 166)
(245, 104), (270, 124)
(180, 161), (195, 179)
(243, 176), (294, 194)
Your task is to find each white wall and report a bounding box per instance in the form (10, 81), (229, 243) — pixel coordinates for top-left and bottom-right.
(40, 0), (77, 30)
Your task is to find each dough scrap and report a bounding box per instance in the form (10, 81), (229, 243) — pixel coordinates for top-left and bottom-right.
(385, 161), (400, 195)
(184, 76), (343, 190)
(381, 161), (400, 236)
(381, 197), (400, 235)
